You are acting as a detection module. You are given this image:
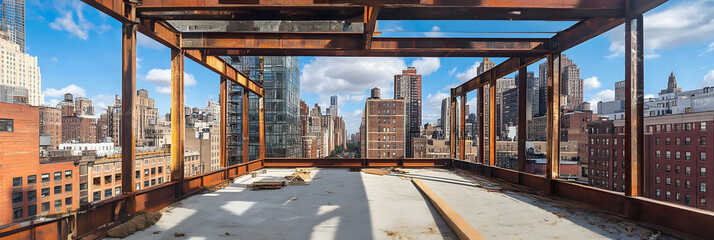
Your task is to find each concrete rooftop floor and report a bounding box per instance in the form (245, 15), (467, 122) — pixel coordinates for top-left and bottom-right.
(116, 168), (677, 240)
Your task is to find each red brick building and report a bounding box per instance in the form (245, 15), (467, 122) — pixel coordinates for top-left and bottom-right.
(62, 116), (96, 143)
(587, 111), (713, 211)
(360, 89), (406, 159)
(0, 103), (80, 225)
(39, 106), (62, 149)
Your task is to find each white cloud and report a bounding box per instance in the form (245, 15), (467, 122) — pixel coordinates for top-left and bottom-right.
(48, 0), (99, 40)
(455, 60), (481, 82)
(703, 70), (714, 87)
(583, 76), (601, 90)
(156, 86), (172, 94)
(44, 84), (86, 98)
(300, 57), (406, 100)
(448, 67), (458, 76)
(644, 94), (655, 100)
(45, 99), (60, 107)
(423, 91), (450, 124)
(352, 109), (363, 115)
(50, 57), (58, 62)
(144, 68), (197, 94)
(49, 10), (90, 40)
(589, 89), (615, 112)
(91, 94), (116, 114)
(702, 42), (714, 55)
(425, 26), (443, 37)
(606, 0), (714, 58)
(138, 33), (164, 50)
(410, 58), (441, 75)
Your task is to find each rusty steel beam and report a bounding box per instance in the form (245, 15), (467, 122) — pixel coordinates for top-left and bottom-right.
(120, 6), (136, 196)
(624, 5), (645, 197)
(242, 88), (250, 163)
(220, 77), (228, 168)
(170, 48), (185, 181)
(363, 6), (380, 49)
(517, 63), (527, 172)
(487, 79), (496, 166)
(259, 97), (266, 159)
(460, 94), (466, 160)
(546, 53), (561, 179)
(453, 57), (541, 97)
(449, 91), (457, 159)
(477, 87), (485, 164)
(183, 50), (264, 96)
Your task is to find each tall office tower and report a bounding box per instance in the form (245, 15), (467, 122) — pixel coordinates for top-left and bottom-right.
(330, 95), (338, 118)
(659, 71), (682, 95)
(440, 97), (461, 141)
(477, 58), (495, 159)
(106, 90), (159, 146)
(0, 38), (40, 105)
(394, 67), (422, 158)
(225, 56), (301, 164)
(615, 80), (625, 101)
(0, 0), (24, 52)
(496, 78), (516, 138)
(537, 54), (581, 110)
(477, 57), (495, 76)
(359, 88), (406, 159)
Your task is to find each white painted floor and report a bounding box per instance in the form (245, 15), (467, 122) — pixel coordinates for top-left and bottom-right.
(118, 168), (673, 240)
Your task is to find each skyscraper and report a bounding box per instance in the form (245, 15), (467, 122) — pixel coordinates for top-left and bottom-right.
(538, 54), (583, 110)
(330, 95), (338, 118)
(659, 71), (682, 95)
(394, 67), (422, 157)
(225, 56), (301, 164)
(0, 38), (40, 105)
(615, 80), (625, 101)
(0, 0), (24, 52)
(359, 88), (406, 159)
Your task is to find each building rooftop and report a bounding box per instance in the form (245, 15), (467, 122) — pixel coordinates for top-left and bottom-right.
(117, 168), (671, 240)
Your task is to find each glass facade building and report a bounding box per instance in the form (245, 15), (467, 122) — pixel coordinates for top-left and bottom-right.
(225, 56), (301, 164)
(0, 0), (24, 52)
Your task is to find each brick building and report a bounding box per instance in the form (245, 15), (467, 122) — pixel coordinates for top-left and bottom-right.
(62, 116), (96, 143)
(39, 106), (62, 149)
(360, 88), (406, 159)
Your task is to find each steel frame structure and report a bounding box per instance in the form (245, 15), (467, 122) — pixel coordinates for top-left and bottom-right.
(5, 0), (713, 239)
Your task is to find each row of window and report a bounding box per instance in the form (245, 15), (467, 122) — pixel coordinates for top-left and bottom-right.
(654, 189), (707, 208)
(655, 150), (706, 161)
(655, 164), (706, 176)
(12, 198), (73, 219)
(648, 122), (707, 133)
(12, 171), (73, 187)
(655, 137), (706, 146)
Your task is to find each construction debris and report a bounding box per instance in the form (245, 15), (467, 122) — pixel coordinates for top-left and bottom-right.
(247, 180), (286, 190)
(392, 168), (410, 174)
(327, 191), (334, 194)
(283, 197), (297, 205)
(364, 169), (390, 176)
(285, 168), (312, 185)
(106, 211), (162, 238)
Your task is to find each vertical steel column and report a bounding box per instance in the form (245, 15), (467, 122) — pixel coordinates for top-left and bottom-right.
(625, 9), (645, 197)
(518, 62), (527, 172)
(242, 88), (250, 162)
(259, 97), (266, 159)
(546, 53), (561, 179)
(170, 48), (185, 181)
(488, 78), (496, 166)
(219, 77), (227, 167)
(460, 94), (467, 160)
(120, 5), (136, 194)
(478, 87), (485, 164)
(449, 89), (457, 158)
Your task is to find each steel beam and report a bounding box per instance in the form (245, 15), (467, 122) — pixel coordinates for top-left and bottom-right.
(453, 57), (541, 97)
(242, 88), (250, 163)
(259, 97), (266, 159)
(363, 6), (380, 49)
(170, 48), (185, 181)
(624, 6), (645, 197)
(120, 6), (136, 195)
(460, 94), (466, 160)
(184, 50), (264, 96)
(477, 87), (485, 164)
(220, 77), (228, 168)
(517, 63), (527, 172)
(546, 53), (561, 179)
(487, 79), (496, 166)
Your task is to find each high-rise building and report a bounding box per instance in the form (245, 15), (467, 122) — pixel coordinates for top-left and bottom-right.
(330, 95), (338, 118)
(106, 90), (159, 147)
(0, 84), (27, 104)
(74, 97), (93, 116)
(615, 80), (625, 101)
(496, 78), (516, 138)
(225, 56), (301, 163)
(359, 88), (406, 158)
(62, 116), (96, 143)
(477, 57), (495, 76)
(660, 71), (682, 95)
(39, 106), (61, 149)
(0, 38), (40, 106)
(538, 54), (582, 111)
(441, 97), (460, 141)
(394, 67), (422, 157)
(0, 0), (25, 52)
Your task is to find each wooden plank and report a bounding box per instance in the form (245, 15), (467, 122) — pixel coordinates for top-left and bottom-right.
(411, 179), (486, 240)
(364, 169), (390, 176)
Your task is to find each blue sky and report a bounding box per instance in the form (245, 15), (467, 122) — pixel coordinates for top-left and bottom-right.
(30, 0), (714, 134)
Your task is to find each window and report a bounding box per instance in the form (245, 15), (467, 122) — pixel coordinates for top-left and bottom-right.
(13, 207), (23, 219)
(144, 180), (149, 188)
(676, 166), (681, 174)
(685, 137), (691, 145)
(0, 119), (14, 132)
(157, 167), (163, 174)
(666, 165), (671, 173)
(41, 188), (50, 197)
(13, 177), (21, 187)
(656, 164), (660, 171)
(655, 151), (661, 158)
(151, 167), (156, 175)
(54, 172), (61, 181)
(686, 123), (692, 131)
(104, 189), (112, 198)
(654, 138), (658, 145)
(686, 166), (691, 175)
(80, 197), (88, 204)
(28, 175), (36, 185)
(666, 178), (671, 185)
(675, 138), (680, 145)
(93, 191), (101, 201)
(115, 173), (121, 182)
(65, 184), (72, 192)
(676, 151), (681, 160)
(701, 137), (707, 146)
(666, 191), (671, 199)
(41, 202), (50, 213)
(665, 138), (671, 145)
(701, 122), (707, 131)
(701, 183), (707, 192)
(655, 176), (660, 184)
(702, 152), (707, 161)
(701, 167), (707, 176)
(79, 183), (87, 191)
(27, 190), (36, 202)
(104, 175), (112, 184)
(135, 170), (140, 179)
(12, 192), (22, 204)
(676, 193), (681, 201)
(54, 200), (61, 213)
(685, 195), (691, 205)
(702, 198), (707, 208)
(144, 169), (149, 177)
(65, 197), (72, 205)
(41, 173), (50, 183)
(656, 189), (661, 197)
(158, 177), (163, 184)
(93, 177), (100, 186)
(54, 185), (62, 194)
(676, 179), (681, 188)
(65, 170), (72, 179)
(115, 187), (121, 195)
(686, 180), (691, 189)
(666, 151), (671, 159)
(135, 183), (140, 190)
(151, 179), (156, 186)
(686, 152), (691, 160)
